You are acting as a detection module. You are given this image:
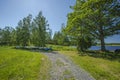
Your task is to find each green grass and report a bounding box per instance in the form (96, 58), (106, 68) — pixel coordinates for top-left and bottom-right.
(60, 51), (120, 80)
(47, 44), (76, 51)
(0, 47), (50, 80)
(56, 59), (65, 67)
(63, 70), (71, 75)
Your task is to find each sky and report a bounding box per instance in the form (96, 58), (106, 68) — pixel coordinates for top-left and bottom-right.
(0, 0), (119, 43)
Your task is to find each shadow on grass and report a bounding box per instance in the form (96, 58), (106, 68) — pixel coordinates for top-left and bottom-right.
(12, 46), (58, 54)
(79, 50), (120, 62)
(13, 46), (120, 62)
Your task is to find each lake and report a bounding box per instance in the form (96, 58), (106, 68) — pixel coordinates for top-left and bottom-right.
(89, 46), (120, 51)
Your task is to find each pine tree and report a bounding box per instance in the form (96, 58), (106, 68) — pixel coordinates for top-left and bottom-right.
(66, 0), (120, 51)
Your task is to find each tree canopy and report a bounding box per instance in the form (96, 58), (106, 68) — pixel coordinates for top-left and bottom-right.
(66, 0), (120, 51)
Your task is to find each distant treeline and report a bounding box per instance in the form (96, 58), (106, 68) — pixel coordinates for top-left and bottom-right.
(0, 11), (52, 47)
(0, 11), (71, 47)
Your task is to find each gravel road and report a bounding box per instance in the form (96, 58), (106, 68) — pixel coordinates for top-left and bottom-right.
(43, 52), (95, 80)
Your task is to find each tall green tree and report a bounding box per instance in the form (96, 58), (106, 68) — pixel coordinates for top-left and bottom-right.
(16, 14), (32, 46)
(66, 0), (120, 51)
(21, 14), (32, 46)
(32, 11), (48, 47)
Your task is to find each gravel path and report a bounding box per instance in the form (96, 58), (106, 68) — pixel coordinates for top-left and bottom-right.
(43, 52), (95, 80)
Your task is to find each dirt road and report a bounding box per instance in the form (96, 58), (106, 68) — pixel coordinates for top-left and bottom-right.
(43, 52), (95, 80)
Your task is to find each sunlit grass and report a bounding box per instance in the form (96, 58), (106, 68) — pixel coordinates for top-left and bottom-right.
(47, 44), (76, 51)
(60, 51), (120, 80)
(0, 47), (50, 80)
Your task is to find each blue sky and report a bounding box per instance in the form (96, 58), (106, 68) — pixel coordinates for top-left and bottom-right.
(0, 0), (119, 43)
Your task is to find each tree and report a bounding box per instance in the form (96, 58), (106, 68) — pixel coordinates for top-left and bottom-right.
(53, 23), (70, 46)
(66, 0), (120, 51)
(53, 31), (63, 45)
(21, 14), (32, 46)
(16, 20), (23, 45)
(0, 26), (14, 45)
(0, 28), (2, 44)
(0, 12), (50, 46)
(46, 28), (52, 44)
(16, 14), (32, 46)
(60, 23), (70, 46)
(31, 11), (48, 47)
(10, 29), (16, 45)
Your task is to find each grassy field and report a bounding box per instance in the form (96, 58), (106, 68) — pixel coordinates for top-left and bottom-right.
(60, 51), (120, 80)
(0, 47), (50, 80)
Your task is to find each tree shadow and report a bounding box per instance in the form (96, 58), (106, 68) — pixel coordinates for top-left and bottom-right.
(82, 50), (120, 62)
(13, 46), (58, 54)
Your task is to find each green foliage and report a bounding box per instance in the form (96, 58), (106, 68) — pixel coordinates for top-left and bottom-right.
(77, 36), (94, 52)
(0, 27), (15, 46)
(46, 29), (52, 44)
(53, 24), (70, 46)
(0, 11), (50, 47)
(0, 47), (50, 80)
(16, 20), (23, 45)
(66, 0), (120, 51)
(31, 11), (48, 47)
(16, 14), (32, 46)
(10, 29), (16, 45)
(53, 31), (63, 45)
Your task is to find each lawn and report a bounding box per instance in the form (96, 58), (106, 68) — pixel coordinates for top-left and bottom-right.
(60, 51), (120, 80)
(0, 47), (50, 80)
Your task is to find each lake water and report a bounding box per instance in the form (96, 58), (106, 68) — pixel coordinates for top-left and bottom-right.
(89, 46), (120, 51)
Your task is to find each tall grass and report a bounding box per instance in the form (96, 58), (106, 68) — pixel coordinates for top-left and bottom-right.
(0, 47), (50, 80)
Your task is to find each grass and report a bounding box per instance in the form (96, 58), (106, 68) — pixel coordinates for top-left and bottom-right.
(63, 70), (75, 80)
(0, 47), (50, 80)
(47, 44), (76, 51)
(59, 51), (120, 80)
(63, 70), (71, 75)
(56, 59), (65, 67)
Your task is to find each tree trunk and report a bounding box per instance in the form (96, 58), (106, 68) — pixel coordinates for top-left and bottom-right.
(100, 36), (106, 51)
(99, 26), (106, 51)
